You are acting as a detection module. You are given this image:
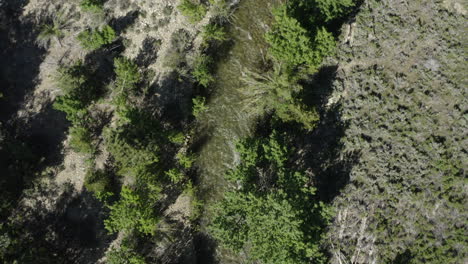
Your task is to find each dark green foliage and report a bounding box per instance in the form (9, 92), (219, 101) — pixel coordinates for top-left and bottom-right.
(165, 168), (185, 183)
(241, 65), (319, 130)
(210, 131), (331, 263)
(178, 0), (207, 23)
(201, 23), (227, 44)
(192, 55), (214, 88)
(112, 57), (142, 112)
(176, 152), (196, 169)
(69, 126), (95, 154)
(53, 62), (100, 154)
(84, 169), (111, 194)
(104, 186), (159, 235)
(106, 244), (146, 264)
(80, 0), (105, 12)
(192, 96), (208, 117)
(105, 126), (160, 176)
(265, 5), (335, 72)
(77, 25), (116, 50)
(211, 192), (318, 264)
(288, 0), (355, 23)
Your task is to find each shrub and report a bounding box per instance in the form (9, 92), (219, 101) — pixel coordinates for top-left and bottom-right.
(192, 96), (208, 118)
(80, 0), (105, 13)
(104, 186), (159, 235)
(241, 65), (319, 130)
(106, 244), (146, 264)
(178, 0), (207, 23)
(176, 152), (196, 169)
(105, 127), (160, 176)
(112, 57), (142, 108)
(37, 17), (65, 48)
(77, 25), (116, 50)
(192, 55), (214, 87)
(265, 6), (335, 72)
(209, 131), (331, 263)
(168, 132), (185, 145)
(165, 168), (185, 183)
(84, 169), (111, 194)
(202, 23), (227, 44)
(69, 126), (95, 154)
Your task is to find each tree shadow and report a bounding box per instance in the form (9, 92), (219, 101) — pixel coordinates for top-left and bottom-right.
(0, 2), (46, 122)
(193, 232), (219, 264)
(298, 103), (360, 202)
(3, 183), (115, 263)
(135, 37), (162, 68)
(83, 38), (126, 87)
(109, 10), (139, 35)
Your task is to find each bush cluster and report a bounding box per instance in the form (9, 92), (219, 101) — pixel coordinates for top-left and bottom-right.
(77, 25), (116, 50)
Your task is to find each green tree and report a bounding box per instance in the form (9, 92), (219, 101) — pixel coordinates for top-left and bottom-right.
(80, 0), (105, 13)
(192, 96), (208, 117)
(77, 25), (116, 50)
(202, 23), (227, 44)
(104, 186), (159, 235)
(210, 131), (331, 263)
(241, 65), (319, 130)
(112, 57), (142, 110)
(265, 5), (335, 73)
(178, 0), (207, 23)
(192, 55), (214, 87)
(69, 126), (95, 154)
(37, 15), (66, 48)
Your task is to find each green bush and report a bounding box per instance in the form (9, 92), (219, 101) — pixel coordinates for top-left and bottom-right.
(192, 55), (214, 87)
(69, 126), (95, 154)
(265, 6), (335, 72)
(178, 0), (207, 23)
(289, 0), (355, 22)
(80, 0), (105, 12)
(105, 127), (160, 176)
(106, 245), (146, 264)
(241, 65), (319, 130)
(165, 168), (185, 183)
(112, 57), (142, 109)
(84, 169), (111, 194)
(77, 25), (116, 50)
(202, 23), (227, 44)
(104, 186), (159, 235)
(168, 132), (185, 145)
(192, 96), (208, 118)
(210, 131), (331, 263)
(176, 152), (196, 169)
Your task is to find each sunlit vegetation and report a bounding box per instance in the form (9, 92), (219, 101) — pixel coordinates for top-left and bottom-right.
(37, 13), (67, 48)
(80, 0), (105, 13)
(53, 61), (100, 154)
(77, 25), (116, 50)
(178, 0), (207, 23)
(0, 0), (464, 263)
(210, 130), (332, 263)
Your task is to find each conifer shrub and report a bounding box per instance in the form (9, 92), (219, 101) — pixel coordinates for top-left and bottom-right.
(210, 131), (331, 264)
(80, 0), (105, 13)
(178, 0), (207, 23)
(192, 96), (208, 117)
(69, 126), (95, 154)
(202, 23), (227, 44)
(84, 169), (111, 194)
(104, 186), (159, 235)
(192, 55), (214, 87)
(77, 25), (116, 50)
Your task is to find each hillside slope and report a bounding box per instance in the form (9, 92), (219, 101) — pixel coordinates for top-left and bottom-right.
(327, 0), (467, 263)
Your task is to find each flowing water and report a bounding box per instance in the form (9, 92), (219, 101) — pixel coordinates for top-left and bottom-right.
(195, 0), (278, 201)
